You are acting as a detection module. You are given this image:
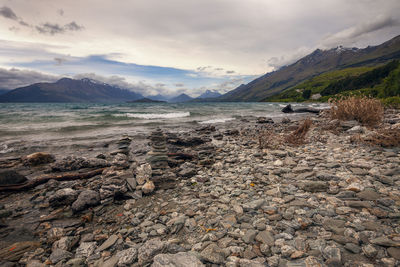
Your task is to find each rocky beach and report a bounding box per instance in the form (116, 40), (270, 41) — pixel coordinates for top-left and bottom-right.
(0, 109), (399, 267)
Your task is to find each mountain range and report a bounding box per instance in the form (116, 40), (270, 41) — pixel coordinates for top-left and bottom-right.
(219, 34), (400, 101)
(0, 78), (143, 103)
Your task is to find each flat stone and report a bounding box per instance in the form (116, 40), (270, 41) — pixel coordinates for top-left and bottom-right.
(301, 181), (328, 192)
(243, 199), (265, 210)
(0, 170), (28, 186)
(370, 236), (400, 247)
(96, 234), (118, 252)
(152, 252), (205, 267)
(255, 231), (275, 246)
(138, 239), (167, 265)
(75, 242), (97, 258)
(0, 241), (40, 261)
(116, 248), (138, 266)
(71, 190), (100, 213)
(242, 229), (257, 244)
(49, 249), (72, 264)
(200, 243), (225, 264)
(344, 243), (361, 254)
(346, 201), (372, 209)
(356, 189), (380, 201)
(387, 247), (400, 260)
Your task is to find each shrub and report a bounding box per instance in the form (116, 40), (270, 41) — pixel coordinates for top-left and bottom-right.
(302, 89), (311, 99)
(284, 118), (312, 145)
(352, 128), (400, 148)
(328, 96), (383, 126)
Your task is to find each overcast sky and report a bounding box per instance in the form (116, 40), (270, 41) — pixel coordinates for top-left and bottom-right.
(0, 0), (399, 96)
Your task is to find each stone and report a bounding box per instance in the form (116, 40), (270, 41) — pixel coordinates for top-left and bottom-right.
(255, 231), (275, 246)
(142, 180), (155, 194)
(322, 246), (341, 265)
(347, 126), (365, 134)
(281, 245), (296, 258)
(387, 247), (400, 260)
(96, 235), (118, 252)
(52, 236), (79, 251)
(0, 170), (28, 186)
(362, 244), (377, 258)
(152, 252), (205, 267)
(243, 229), (257, 244)
(0, 241), (40, 261)
(75, 242), (97, 258)
(301, 181), (328, 192)
(200, 243), (225, 264)
(257, 117), (274, 124)
(370, 236), (400, 247)
(356, 189), (380, 201)
(49, 249), (72, 264)
(48, 188), (78, 207)
(345, 243), (361, 254)
(24, 152), (55, 166)
(117, 248), (138, 266)
(136, 163), (152, 185)
(71, 190), (100, 213)
(243, 199), (265, 210)
(282, 104), (294, 113)
(138, 239), (167, 265)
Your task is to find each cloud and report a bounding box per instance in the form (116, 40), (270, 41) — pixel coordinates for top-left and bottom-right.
(175, 83), (184, 87)
(226, 70), (235, 74)
(0, 68), (59, 89)
(36, 21), (84, 35)
(322, 15), (400, 47)
(58, 9), (64, 16)
(0, 6), (18, 20)
(54, 57), (67, 65)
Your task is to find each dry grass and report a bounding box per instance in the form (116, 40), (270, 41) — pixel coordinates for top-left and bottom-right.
(352, 128), (400, 148)
(258, 119), (313, 148)
(285, 118), (312, 145)
(329, 96), (384, 126)
(258, 129), (283, 149)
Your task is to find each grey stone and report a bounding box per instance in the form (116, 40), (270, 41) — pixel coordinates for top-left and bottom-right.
(75, 242), (97, 258)
(49, 249), (72, 264)
(138, 239), (167, 265)
(301, 181), (328, 192)
(49, 188), (78, 207)
(117, 248), (138, 266)
(344, 243), (361, 254)
(255, 231), (275, 246)
(200, 243), (225, 264)
(322, 246), (341, 265)
(387, 247), (400, 260)
(96, 234), (118, 252)
(242, 229), (257, 244)
(0, 170), (28, 186)
(152, 252), (205, 267)
(370, 236), (400, 247)
(362, 244), (377, 258)
(243, 199), (265, 210)
(71, 190), (100, 212)
(356, 189), (380, 201)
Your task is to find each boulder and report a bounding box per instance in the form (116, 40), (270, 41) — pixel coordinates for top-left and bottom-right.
(0, 170), (28, 186)
(71, 190), (100, 213)
(49, 188), (78, 207)
(24, 152), (55, 166)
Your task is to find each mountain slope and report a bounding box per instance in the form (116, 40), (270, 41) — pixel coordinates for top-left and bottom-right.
(0, 78), (143, 103)
(0, 89), (9, 95)
(220, 34), (400, 102)
(169, 93), (193, 103)
(197, 90), (222, 99)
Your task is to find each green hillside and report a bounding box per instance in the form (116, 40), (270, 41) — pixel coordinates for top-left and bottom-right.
(265, 60), (400, 107)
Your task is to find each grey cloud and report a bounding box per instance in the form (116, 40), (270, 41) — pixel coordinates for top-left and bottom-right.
(0, 68), (59, 89)
(36, 21), (84, 35)
(54, 57), (67, 65)
(58, 9), (64, 16)
(226, 70), (235, 74)
(323, 15), (400, 47)
(175, 83), (184, 87)
(0, 6), (18, 20)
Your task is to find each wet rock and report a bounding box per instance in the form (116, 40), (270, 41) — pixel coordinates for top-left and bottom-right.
(48, 188), (78, 207)
(49, 249), (72, 264)
(257, 117), (274, 124)
(0, 170), (28, 186)
(24, 152), (55, 166)
(138, 239), (167, 265)
(51, 156), (109, 172)
(152, 252), (205, 267)
(200, 243), (225, 264)
(71, 190), (100, 213)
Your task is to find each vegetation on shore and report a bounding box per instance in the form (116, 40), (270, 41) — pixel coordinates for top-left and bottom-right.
(265, 60), (400, 108)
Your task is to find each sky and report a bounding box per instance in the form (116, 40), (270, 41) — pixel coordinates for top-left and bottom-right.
(0, 0), (399, 97)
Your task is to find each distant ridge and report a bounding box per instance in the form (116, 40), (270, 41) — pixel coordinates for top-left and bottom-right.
(0, 78), (143, 103)
(197, 90), (221, 99)
(219, 34), (400, 101)
(169, 93), (193, 103)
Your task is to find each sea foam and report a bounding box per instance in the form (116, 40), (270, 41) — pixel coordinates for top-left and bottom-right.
(199, 117), (235, 124)
(118, 112), (190, 119)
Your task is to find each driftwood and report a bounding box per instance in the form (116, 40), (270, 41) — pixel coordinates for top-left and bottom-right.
(282, 104), (321, 114)
(0, 168), (105, 192)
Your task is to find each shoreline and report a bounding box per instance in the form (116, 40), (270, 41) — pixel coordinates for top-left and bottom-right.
(0, 110), (399, 266)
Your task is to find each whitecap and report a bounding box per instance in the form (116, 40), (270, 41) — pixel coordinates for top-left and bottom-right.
(117, 112), (190, 119)
(199, 118), (235, 124)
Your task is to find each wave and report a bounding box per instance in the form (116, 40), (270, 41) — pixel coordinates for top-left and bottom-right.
(115, 112), (190, 119)
(199, 117), (235, 124)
